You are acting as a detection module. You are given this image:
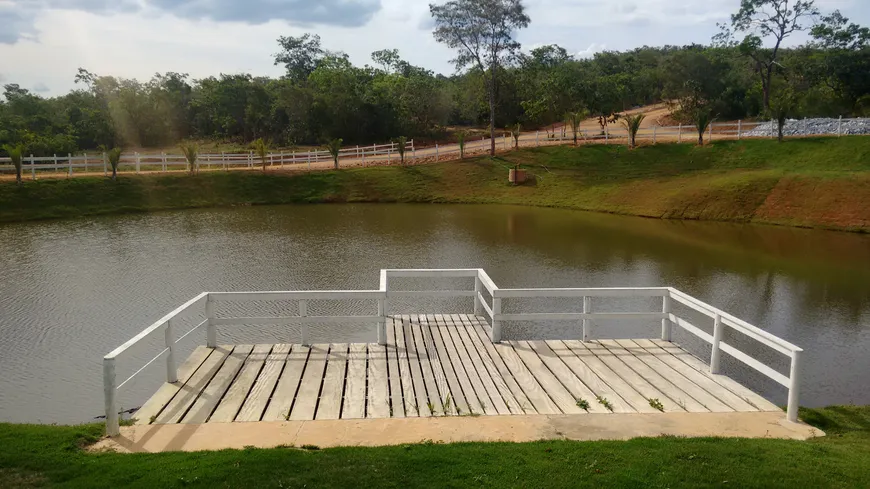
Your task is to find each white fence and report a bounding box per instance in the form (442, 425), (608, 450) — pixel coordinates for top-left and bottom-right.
(103, 268), (803, 436)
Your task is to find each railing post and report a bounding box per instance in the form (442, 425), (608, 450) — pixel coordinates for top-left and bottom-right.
(582, 296), (591, 341)
(474, 276), (482, 316)
(787, 351), (802, 422)
(535, 131), (539, 146)
(737, 120), (742, 140)
(165, 320), (178, 383)
(661, 294), (672, 341)
(837, 115), (842, 137)
(206, 296), (216, 348)
(32, 154), (36, 180)
(710, 314), (723, 373)
(135, 152), (141, 173)
(103, 357), (119, 436)
(300, 300), (309, 346)
(377, 299), (386, 345)
(68, 153), (73, 177)
(490, 297), (502, 342)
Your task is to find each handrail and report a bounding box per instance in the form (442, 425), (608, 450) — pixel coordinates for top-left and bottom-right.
(102, 268), (805, 437)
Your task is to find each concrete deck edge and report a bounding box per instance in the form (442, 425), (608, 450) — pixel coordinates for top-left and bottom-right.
(92, 412), (823, 453)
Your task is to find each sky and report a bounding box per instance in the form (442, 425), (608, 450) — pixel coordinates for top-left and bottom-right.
(0, 0), (868, 97)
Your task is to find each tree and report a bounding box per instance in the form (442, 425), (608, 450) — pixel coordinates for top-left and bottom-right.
(508, 123), (521, 149)
(274, 34), (334, 81)
(621, 113), (645, 149)
(430, 0), (530, 156)
(457, 130), (467, 158)
(564, 110), (588, 146)
(326, 138), (342, 169)
(252, 138), (269, 171)
(180, 143), (198, 175)
(811, 10), (870, 50)
(718, 0), (819, 110)
(2, 144), (23, 185)
(106, 147), (122, 180)
(394, 136), (407, 165)
(693, 110), (713, 146)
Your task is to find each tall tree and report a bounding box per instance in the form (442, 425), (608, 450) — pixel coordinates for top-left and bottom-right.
(430, 0), (530, 156)
(717, 0), (819, 110)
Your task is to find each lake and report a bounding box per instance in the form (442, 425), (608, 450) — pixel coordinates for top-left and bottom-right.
(1, 204), (868, 424)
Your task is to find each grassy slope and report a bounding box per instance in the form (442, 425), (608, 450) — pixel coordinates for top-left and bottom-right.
(0, 406), (868, 488)
(2, 137), (869, 231)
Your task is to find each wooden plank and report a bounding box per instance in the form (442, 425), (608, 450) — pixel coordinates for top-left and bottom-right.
(568, 341), (685, 413)
(182, 345), (254, 424)
(261, 345), (308, 421)
(393, 316), (420, 417)
(156, 346), (232, 424)
(367, 344), (391, 418)
(526, 341), (610, 414)
(509, 341), (585, 414)
(447, 315), (510, 414)
(135, 346), (212, 425)
(544, 340), (637, 414)
(411, 315), (444, 415)
(442, 315), (497, 415)
(427, 315), (472, 415)
(648, 339), (779, 411)
(433, 315), (484, 415)
(315, 344), (348, 420)
(289, 344), (329, 420)
(596, 340), (711, 413)
(561, 340), (662, 414)
(236, 344), (292, 421)
(399, 315), (429, 416)
(465, 315), (536, 414)
(210, 344), (273, 423)
(453, 315), (522, 414)
(630, 339), (761, 412)
(384, 318), (406, 417)
(472, 326), (559, 415)
(342, 343), (368, 419)
(422, 315), (456, 415)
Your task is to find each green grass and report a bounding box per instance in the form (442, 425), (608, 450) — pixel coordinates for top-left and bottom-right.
(0, 405), (868, 488)
(2, 137), (869, 231)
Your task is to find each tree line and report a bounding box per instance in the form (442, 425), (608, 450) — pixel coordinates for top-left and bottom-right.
(1, 0), (868, 159)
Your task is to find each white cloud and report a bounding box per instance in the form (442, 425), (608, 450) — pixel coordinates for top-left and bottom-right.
(576, 43), (606, 58)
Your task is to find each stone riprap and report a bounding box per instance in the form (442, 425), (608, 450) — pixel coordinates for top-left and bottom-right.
(745, 118), (870, 137)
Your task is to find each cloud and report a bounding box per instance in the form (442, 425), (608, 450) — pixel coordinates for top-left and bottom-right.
(146, 0), (382, 27)
(576, 43), (606, 58)
(32, 82), (50, 92)
(0, 0), (383, 44)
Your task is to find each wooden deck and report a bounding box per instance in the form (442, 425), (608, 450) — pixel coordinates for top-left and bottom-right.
(135, 314), (779, 425)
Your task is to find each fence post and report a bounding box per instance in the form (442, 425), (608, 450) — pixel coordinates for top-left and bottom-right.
(249, 151), (253, 169)
(787, 351), (802, 422)
(103, 357), (119, 436)
(222, 152), (227, 171)
(377, 299), (386, 346)
(661, 294), (672, 341)
(710, 314), (723, 373)
(737, 120), (742, 140)
(490, 297), (502, 342)
(837, 115), (843, 137)
(435, 144), (439, 162)
(299, 300), (309, 346)
(474, 276), (482, 316)
(102, 152), (107, 176)
(411, 140), (416, 161)
(206, 296), (216, 348)
(653, 126), (657, 144)
(84, 152), (88, 172)
(536, 131), (539, 146)
(165, 319), (178, 383)
(678, 124), (682, 143)
(582, 296), (591, 341)
(135, 152), (141, 173)
(605, 129), (609, 145)
(206, 153), (211, 171)
(307, 151), (311, 171)
(68, 153), (73, 177)
(53, 154), (58, 172)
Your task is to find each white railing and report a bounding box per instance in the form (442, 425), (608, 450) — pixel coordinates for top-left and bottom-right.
(102, 268), (804, 435)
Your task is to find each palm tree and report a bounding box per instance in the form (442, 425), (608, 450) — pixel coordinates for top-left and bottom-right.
(508, 124), (521, 149)
(457, 131), (467, 159)
(252, 138), (269, 171)
(394, 136), (407, 165)
(564, 110), (589, 146)
(621, 113), (645, 149)
(180, 144), (198, 174)
(106, 147), (122, 180)
(694, 110), (714, 146)
(326, 138), (342, 169)
(2, 144), (23, 185)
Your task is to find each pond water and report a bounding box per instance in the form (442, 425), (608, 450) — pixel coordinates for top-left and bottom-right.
(0, 204), (868, 424)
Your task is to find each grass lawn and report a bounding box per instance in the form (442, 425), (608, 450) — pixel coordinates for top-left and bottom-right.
(1, 137), (869, 231)
(0, 406), (868, 488)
